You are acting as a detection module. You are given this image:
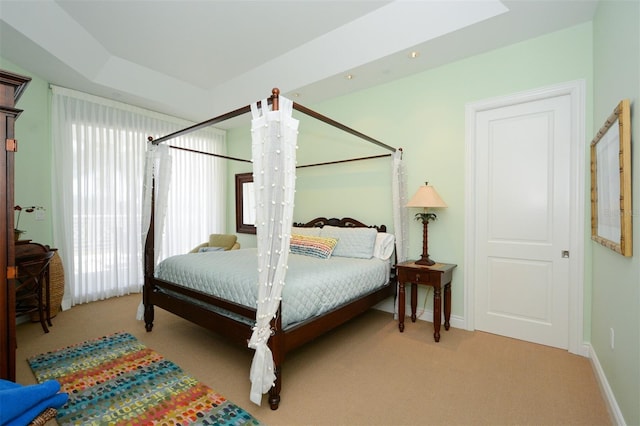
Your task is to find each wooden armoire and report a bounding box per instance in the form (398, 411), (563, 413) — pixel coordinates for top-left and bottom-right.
(0, 69), (31, 381)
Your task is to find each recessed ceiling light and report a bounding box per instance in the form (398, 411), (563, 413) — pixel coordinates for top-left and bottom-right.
(346, 74), (354, 80)
(409, 51), (419, 59)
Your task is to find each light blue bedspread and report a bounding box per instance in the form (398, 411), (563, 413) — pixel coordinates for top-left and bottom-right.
(155, 248), (390, 327)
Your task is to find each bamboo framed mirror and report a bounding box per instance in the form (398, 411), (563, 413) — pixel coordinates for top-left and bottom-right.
(235, 172), (256, 234)
(590, 99), (632, 256)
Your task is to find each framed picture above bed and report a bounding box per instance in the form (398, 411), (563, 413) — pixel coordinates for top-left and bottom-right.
(235, 172), (256, 234)
(590, 99), (632, 256)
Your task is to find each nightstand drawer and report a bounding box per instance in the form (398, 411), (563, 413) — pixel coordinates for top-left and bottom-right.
(398, 268), (431, 284)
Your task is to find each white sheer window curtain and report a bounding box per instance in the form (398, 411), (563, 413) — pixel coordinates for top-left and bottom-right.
(51, 87), (226, 309)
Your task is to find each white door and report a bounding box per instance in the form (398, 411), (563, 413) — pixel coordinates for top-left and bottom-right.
(467, 85), (583, 350)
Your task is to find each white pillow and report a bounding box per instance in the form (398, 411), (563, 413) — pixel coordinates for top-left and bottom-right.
(373, 233), (395, 260)
(291, 226), (321, 237)
(320, 225), (377, 259)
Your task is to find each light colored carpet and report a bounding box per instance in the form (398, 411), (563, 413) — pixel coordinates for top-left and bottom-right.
(16, 294), (611, 425)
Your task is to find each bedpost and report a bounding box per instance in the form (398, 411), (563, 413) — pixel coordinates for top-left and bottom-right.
(143, 136), (156, 332)
(263, 86), (282, 409)
(271, 88), (279, 111)
(268, 304), (283, 410)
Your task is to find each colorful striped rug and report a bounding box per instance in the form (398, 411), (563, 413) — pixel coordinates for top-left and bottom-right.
(28, 331), (261, 425)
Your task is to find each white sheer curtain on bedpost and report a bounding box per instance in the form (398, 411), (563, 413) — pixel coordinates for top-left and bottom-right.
(136, 141), (171, 320)
(392, 149), (408, 319)
(247, 96), (298, 406)
(392, 149), (408, 262)
(141, 142), (171, 266)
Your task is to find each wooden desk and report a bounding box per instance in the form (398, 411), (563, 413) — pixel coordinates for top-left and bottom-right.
(15, 242), (56, 333)
(396, 261), (457, 342)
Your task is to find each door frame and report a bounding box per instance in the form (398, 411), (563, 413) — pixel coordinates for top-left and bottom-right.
(464, 80), (587, 356)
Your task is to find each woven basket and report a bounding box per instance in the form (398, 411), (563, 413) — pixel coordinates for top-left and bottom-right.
(28, 407), (57, 426)
(30, 251), (64, 322)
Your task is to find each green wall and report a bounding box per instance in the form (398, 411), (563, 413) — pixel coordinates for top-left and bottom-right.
(228, 22), (594, 323)
(0, 59), (53, 246)
(226, 126), (253, 249)
(225, 113), (397, 249)
(592, 2), (640, 425)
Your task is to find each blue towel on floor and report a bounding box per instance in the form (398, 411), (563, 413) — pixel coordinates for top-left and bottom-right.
(0, 379), (68, 426)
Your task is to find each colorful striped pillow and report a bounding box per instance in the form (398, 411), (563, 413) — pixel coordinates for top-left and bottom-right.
(289, 234), (338, 259)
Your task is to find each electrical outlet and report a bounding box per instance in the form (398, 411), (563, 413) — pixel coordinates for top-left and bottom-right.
(610, 328), (615, 350)
(35, 210), (45, 221)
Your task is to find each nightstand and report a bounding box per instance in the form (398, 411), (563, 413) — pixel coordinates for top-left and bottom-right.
(396, 260), (457, 342)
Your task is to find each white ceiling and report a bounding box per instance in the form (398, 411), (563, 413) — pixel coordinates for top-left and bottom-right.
(0, 0), (598, 126)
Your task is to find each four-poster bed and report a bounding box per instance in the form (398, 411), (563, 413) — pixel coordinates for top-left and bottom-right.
(143, 89), (402, 410)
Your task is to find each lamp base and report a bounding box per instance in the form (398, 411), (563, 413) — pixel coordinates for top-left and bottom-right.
(414, 256), (435, 266)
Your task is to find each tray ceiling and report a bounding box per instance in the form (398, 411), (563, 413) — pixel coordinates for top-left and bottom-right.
(0, 0), (598, 124)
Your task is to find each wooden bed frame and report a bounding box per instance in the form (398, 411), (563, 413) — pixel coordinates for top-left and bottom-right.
(143, 88), (399, 409)
(143, 216), (396, 409)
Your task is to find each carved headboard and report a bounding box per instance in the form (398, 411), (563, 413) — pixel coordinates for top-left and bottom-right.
(293, 217), (387, 233)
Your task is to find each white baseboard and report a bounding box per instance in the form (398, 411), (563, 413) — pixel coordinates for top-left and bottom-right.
(577, 342), (591, 357)
(588, 343), (626, 426)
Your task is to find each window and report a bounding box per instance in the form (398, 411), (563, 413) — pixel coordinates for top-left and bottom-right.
(52, 87), (226, 306)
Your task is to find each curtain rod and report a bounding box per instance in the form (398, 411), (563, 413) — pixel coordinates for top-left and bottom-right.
(150, 88), (396, 153)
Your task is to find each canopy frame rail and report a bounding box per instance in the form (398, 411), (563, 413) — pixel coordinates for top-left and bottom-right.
(167, 144), (252, 164)
(149, 88), (396, 154)
(163, 146), (392, 169)
(298, 153), (391, 169)
(292, 102), (395, 153)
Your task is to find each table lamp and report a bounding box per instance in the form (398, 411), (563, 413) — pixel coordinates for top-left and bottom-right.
(406, 182), (447, 266)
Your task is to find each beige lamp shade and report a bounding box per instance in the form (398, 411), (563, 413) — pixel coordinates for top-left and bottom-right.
(406, 184), (447, 208)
